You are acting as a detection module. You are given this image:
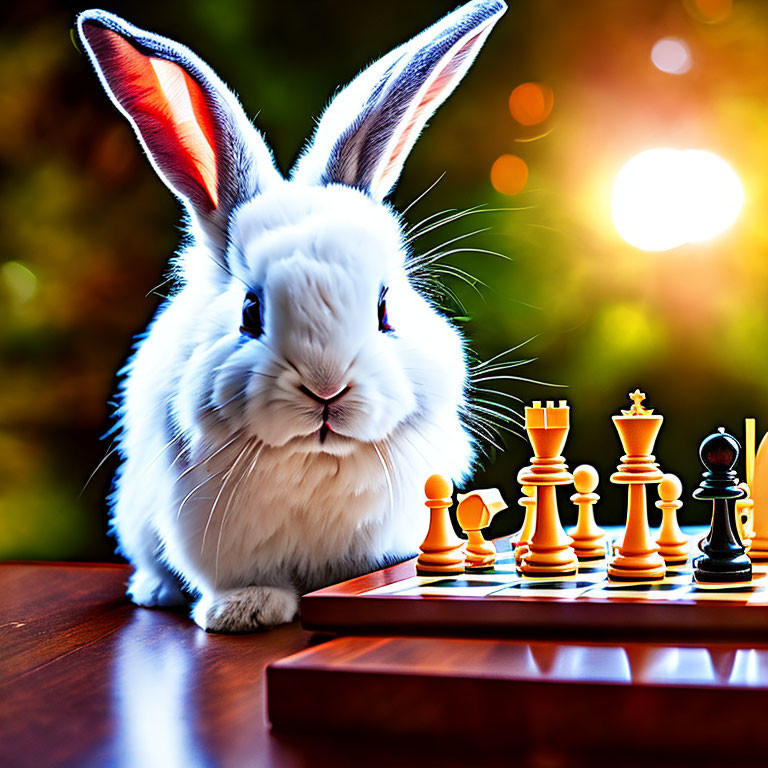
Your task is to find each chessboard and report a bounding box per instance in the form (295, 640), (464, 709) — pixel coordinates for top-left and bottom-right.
(300, 527), (768, 638)
(271, 527), (768, 753)
(269, 392), (768, 754)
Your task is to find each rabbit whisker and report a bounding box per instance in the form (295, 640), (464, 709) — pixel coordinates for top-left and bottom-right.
(468, 408), (526, 442)
(145, 275), (174, 298)
(405, 203), (486, 240)
(473, 374), (566, 387)
(394, 428), (432, 471)
(405, 204), (485, 242)
(242, 439), (266, 484)
(470, 396), (524, 421)
(470, 360), (537, 376)
(414, 277), (467, 315)
(79, 441), (119, 497)
(372, 441), (395, 518)
(412, 227), (491, 265)
(469, 400), (525, 427)
(215, 440), (264, 585)
(201, 437), (254, 556)
(177, 471), (223, 520)
(383, 438), (406, 516)
(404, 206), (459, 239)
(427, 265), (486, 298)
(470, 337), (539, 369)
(208, 245), (259, 296)
(140, 434), (184, 478)
(407, 204), (534, 244)
(468, 405), (525, 435)
(399, 172), (446, 218)
(167, 441), (191, 473)
(472, 416), (506, 444)
(211, 386), (249, 414)
(177, 432), (242, 481)
(473, 386), (525, 404)
(408, 247), (512, 275)
(466, 408), (509, 433)
(464, 418), (505, 453)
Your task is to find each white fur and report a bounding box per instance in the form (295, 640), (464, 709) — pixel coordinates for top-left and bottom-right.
(81, 1), (506, 632)
(115, 183), (474, 630)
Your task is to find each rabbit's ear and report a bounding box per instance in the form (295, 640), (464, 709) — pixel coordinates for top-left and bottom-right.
(291, 0), (505, 202)
(77, 10), (281, 247)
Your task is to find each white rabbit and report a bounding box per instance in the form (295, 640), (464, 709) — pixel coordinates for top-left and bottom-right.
(77, 0), (507, 632)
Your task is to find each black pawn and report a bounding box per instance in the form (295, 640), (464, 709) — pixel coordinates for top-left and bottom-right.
(693, 427), (752, 584)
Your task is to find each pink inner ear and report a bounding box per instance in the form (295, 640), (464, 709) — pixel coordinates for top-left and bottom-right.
(83, 25), (219, 210)
(380, 28), (487, 186)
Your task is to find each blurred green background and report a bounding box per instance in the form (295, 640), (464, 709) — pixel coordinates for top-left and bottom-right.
(2, 0), (766, 561)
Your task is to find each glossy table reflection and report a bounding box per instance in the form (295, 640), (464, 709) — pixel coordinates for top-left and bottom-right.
(2, 563), (525, 768)
(274, 634), (768, 687)
(4, 563), (768, 767)
(269, 634), (768, 759)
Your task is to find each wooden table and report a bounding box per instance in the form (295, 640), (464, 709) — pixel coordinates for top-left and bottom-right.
(0, 562), (607, 768)
(4, 562), (768, 767)
(0, 564), (461, 767)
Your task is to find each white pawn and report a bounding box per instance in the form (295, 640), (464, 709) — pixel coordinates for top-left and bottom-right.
(655, 473), (689, 566)
(568, 465), (606, 560)
(514, 485), (536, 565)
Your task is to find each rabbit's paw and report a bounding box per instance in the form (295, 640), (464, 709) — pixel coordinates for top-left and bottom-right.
(192, 586), (298, 633)
(128, 568), (188, 608)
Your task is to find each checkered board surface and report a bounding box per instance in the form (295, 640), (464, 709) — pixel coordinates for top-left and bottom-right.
(362, 531), (768, 605)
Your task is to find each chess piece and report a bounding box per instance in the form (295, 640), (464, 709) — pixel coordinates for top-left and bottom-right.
(517, 400), (579, 577)
(607, 390), (667, 581)
(747, 427), (768, 561)
(735, 483), (754, 550)
(655, 473), (689, 566)
(567, 464), (606, 560)
(693, 428), (752, 584)
(514, 485), (536, 565)
(418, 474), (465, 574)
(456, 488), (507, 570)
(740, 419), (757, 548)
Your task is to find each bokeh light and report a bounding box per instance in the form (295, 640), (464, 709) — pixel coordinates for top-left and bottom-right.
(490, 154), (529, 196)
(651, 38), (692, 74)
(1, 261), (37, 303)
(508, 82), (554, 126)
(612, 149), (744, 251)
(686, 0), (733, 24)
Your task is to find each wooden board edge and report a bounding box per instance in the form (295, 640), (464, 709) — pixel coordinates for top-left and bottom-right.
(299, 592), (768, 639)
(266, 654), (768, 756)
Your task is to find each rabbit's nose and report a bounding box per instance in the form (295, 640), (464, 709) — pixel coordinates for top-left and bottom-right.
(299, 384), (350, 405)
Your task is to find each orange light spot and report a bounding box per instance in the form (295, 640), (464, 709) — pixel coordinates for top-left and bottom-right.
(490, 154), (528, 196)
(508, 82), (554, 126)
(691, 0), (732, 23)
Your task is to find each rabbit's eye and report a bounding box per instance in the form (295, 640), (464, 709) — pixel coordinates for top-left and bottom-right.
(378, 289), (393, 333)
(240, 291), (264, 338)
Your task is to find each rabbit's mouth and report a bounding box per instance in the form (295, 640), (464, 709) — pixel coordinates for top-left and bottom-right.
(316, 421), (353, 449)
(283, 427), (358, 456)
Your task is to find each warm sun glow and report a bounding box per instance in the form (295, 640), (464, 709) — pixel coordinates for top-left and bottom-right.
(611, 148), (744, 251)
